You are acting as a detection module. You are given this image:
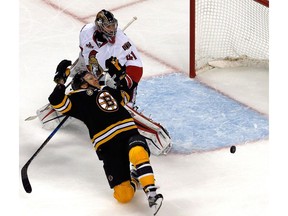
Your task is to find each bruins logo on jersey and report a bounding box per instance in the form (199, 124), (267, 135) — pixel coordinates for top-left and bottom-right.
(97, 91), (118, 112)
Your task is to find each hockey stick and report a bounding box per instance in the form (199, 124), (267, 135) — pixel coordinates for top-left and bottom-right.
(122, 16), (137, 31)
(21, 115), (70, 193)
(42, 114), (65, 124)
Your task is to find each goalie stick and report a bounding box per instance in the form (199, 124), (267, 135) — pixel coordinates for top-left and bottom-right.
(21, 115), (69, 193)
(122, 16), (137, 31)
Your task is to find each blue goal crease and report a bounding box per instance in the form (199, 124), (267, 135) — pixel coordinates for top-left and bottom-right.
(136, 73), (269, 154)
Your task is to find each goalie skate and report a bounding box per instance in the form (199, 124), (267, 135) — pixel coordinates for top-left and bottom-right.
(124, 105), (172, 156)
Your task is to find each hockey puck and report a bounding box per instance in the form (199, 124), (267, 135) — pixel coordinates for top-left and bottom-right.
(230, 145), (236, 153)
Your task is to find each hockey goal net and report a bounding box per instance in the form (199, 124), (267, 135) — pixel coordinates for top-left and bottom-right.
(190, 0), (269, 78)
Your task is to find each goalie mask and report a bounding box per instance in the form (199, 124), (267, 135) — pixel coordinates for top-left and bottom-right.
(71, 71), (89, 90)
(95, 9), (118, 43)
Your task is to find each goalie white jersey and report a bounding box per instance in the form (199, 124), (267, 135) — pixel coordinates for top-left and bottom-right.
(71, 22), (144, 105)
(76, 23), (142, 78)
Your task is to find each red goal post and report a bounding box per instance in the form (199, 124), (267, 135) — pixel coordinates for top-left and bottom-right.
(254, 0), (269, 7)
(189, 0), (269, 78)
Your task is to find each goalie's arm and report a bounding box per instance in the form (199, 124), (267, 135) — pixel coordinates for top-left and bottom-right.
(123, 65), (142, 89)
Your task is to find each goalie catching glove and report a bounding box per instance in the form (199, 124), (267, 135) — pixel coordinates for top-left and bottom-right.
(105, 56), (126, 86)
(54, 60), (72, 84)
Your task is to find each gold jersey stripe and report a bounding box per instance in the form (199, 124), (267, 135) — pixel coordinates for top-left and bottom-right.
(52, 95), (69, 109)
(52, 96), (72, 113)
(61, 102), (72, 113)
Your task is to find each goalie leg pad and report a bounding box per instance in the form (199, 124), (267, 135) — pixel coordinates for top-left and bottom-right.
(36, 103), (72, 130)
(125, 105), (172, 156)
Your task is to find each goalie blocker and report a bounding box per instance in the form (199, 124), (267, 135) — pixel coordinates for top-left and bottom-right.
(36, 104), (172, 156)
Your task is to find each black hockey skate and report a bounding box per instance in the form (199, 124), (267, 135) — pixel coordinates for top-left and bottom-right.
(144, 185), (163, 215)
(148, 193), (163, 216)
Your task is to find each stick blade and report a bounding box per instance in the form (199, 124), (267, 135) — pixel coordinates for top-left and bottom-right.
(21, 165), (32, 193)
(25, 115), (37, 121)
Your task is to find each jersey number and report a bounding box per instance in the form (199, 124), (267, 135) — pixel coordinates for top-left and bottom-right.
(126, 51), (137, 61)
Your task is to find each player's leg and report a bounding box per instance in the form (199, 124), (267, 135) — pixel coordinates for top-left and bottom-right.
(128, 134), (163, 213)
(99, 142), (135, 203)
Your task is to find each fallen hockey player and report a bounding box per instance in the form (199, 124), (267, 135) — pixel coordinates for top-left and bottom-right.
(48, 58), (164, 214)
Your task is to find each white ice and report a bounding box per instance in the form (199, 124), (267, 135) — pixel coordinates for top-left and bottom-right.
(2, 0), (287, 216)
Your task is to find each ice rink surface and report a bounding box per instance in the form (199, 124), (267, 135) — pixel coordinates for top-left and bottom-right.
(3, 0), (288, 216)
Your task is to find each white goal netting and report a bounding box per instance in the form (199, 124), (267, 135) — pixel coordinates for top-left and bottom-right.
(195, 0), (269, 73)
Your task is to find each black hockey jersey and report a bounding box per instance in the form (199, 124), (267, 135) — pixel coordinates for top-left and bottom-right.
(48, 84), (139, 151)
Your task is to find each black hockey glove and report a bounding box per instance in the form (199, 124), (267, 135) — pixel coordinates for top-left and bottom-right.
(54, 60), (72, 84)
(105, 56), (126, 86)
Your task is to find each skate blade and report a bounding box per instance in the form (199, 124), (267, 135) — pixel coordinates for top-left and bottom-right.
(151, 196), (163, 216)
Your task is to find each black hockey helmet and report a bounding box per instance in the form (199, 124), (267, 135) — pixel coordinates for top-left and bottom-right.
(71, 71), (89, 90)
